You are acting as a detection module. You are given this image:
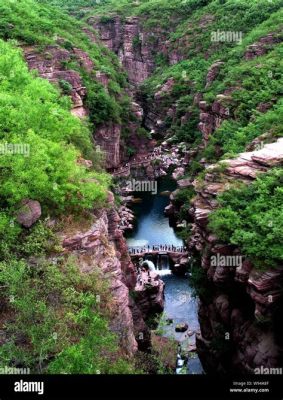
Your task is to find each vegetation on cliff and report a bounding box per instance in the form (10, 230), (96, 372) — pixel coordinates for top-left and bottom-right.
(92, 0), (282, 273)
(0, 0), (136, 373)
(0, 0), (282, 375)
(0, 0), (132, 127)
(0, 41), (109, 214)
(209, 168), (283, 269)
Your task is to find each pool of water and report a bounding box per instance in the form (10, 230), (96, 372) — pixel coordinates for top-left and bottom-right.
(126, 176), (183, 248)
(160, 274), (203, 374)
(126, 176), (203, 374)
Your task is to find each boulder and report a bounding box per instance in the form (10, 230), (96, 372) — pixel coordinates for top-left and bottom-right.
(205, 60), (224, 88)
(16, 199), (41, 228)
(164, 204), (175, 216)
(175, 323), (188, 333)
(244, 33), (280, 60)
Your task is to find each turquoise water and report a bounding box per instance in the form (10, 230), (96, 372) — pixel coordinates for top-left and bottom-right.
(126, 176), (183, 248)
(126, 176), (203, 374)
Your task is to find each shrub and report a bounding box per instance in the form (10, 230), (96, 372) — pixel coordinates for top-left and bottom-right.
(209, 168), (283, 269)
(0, 40), (110, 215)
(59, 79), (73, 94)
(0, 256), (134, 373)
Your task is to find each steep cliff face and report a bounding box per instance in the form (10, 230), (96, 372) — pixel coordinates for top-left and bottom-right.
(23, 43), (128, 168)
(61, 194), (137, 354)
(90, 16), (156, 86)
(95, 123), (121, 168)
(24, 45), (89, 117)
(89, 15), (185, 134)
(188, 140), (283, 374)
(60, 190), (165, 353)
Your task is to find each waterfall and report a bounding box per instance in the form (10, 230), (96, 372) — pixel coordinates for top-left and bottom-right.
(157, 254), (171, 276)
(143, 254), (171, 275)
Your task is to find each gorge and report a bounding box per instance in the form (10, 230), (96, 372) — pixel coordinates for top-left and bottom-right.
(0, 0), (282, 379)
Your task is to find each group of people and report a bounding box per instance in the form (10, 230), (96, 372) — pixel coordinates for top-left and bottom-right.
(128, 245), (187, 254)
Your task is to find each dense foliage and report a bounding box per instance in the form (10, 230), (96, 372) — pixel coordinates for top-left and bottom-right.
(0, 0), (282, 375)
(0, 0), (131, 127)
(0, 249), (135, 373)
(209, 169), (283, 269)
(0, 0), (135, 373)
(0, 40), (110, 215)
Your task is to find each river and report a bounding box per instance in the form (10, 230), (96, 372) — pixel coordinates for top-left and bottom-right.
(126, 176), (203, 374)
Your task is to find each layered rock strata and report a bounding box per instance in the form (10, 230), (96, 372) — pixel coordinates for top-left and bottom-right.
(188, 139), (283, 374)
(61, 192), (165, 354)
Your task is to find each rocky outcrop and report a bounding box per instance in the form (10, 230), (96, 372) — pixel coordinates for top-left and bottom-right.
(61, 191), (165, 354)
(95, 123), (121, 169)
(89, 16), (154, 85)
(189, 138), (283, 374)
(24, 45), (90, 117)
(23, 40), (152, 166)
(89, 16), (183, 86)
(134, 270), (165, 319)
(197, 91), (234, 143)
(61, 207), (138, 355)
(23, 43), (131, 168)
(117, 205), (135, 232)
(154, 78), (175, 100)
(205, 61), (224, 89)
(244, 33), (282, 60)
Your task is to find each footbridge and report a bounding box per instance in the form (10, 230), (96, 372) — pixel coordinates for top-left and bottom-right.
(128, 245), (188, 258)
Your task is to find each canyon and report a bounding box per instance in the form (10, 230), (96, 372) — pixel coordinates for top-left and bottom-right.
(0, 0), (282, 377)
(90, 10), (283, 375)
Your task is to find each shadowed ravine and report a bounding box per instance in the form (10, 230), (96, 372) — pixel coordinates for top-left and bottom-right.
(126, 176), (203, 374)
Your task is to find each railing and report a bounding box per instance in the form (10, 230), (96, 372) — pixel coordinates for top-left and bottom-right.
(128, 245), (188, 255)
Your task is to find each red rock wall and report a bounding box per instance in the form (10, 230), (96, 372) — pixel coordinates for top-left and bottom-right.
(188, 139), (283, 374)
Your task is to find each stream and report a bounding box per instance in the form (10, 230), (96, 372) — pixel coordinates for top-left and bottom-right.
(126, 176), (203, 374)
